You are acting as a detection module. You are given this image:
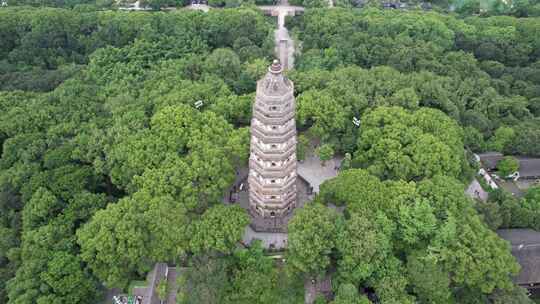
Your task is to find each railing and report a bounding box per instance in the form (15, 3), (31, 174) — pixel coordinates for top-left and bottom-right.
(251, 120), (296, 137)
(251, 135), (296, 154)
(248, 174), (296, 190)
(253, 110), (295, 125)
(254, 91), (295, 105)
(249, 158), (296, 174)
(251, 127), (296, 144)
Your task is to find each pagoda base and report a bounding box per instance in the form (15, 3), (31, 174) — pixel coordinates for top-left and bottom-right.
(223, 171), (311, 233)
(248, 176), (310, 233)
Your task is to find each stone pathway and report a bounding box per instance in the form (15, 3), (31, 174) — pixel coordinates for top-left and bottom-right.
(259, 0), (304, 69)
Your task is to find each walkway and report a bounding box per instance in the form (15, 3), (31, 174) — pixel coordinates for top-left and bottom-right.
(465, 178), (488, 202)
(259, 0), (303, 69)
(243, 226), (288, 249)
(298, 153), (343, 193)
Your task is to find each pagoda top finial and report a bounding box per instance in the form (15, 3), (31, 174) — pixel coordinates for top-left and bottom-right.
(269, 59), (283, 74)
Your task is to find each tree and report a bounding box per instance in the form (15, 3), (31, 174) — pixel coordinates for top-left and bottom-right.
(335, 213), (392, 284)
(497, 156), (519, 177)
(156, 277), (168, 301)
(227, 241), (282, 304)
(488, 127), (515, 152)
(77, 192), (190, 288)
(489, 285), (534, 304)
(22, 187), (63, 231)
(177, 255), (231, 304)
(39, 251), (99, 304)
(319, 170), (519, 300)
(204, 48), (242, 89)
(463, 126), (485, 152)
(189, 205), (250, 254)
(296, 90), (348, 143)
(297, 134), (310, 161)
(406, 251), (452, 303)
(353, 107), (465, 181)
(511, 119), (540, 157)
(331, 283), (371, 304)
(474, 200), (504, 230)
(287, 203), (338, 276)
(316, 144), (334, 166)
(341, 153), (352, 171)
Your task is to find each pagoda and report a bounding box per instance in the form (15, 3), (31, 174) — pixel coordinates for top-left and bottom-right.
(248, 60), (297, 231)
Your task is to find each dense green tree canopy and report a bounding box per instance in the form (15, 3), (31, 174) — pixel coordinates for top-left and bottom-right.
(0, 7), (273, 303)
(298, 169), (521, 302)
(287, 203), (338, 276)
(353, 106), (466, 181)
(290, 8), (540, 156)
(1, 4), (538, 304)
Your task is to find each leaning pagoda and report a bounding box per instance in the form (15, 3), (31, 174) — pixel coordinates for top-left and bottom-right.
(248, 60), (297, 231)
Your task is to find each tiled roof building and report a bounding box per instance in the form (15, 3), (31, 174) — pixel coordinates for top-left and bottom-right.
(498, 229), (540, 288)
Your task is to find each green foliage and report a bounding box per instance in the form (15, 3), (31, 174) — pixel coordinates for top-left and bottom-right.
(335, 212), (392, 284)
(287, 203), (338, 276)
(77, 192), (190, 288)
(177, 255), (231, 304)
(316, 144), (335, 165)
(340, 153), (352, 171)
(1, 4), (538, 304)
(509, 119), (540, 156)
(190, 205), (250, 254)
(406, 251), (452, 303)
(316, 169), (520, 302)
(488, 127), (516, 152)
(354, 106), (466, 181)
(474, 200), (504, 230)
(205, 48), (242, 89)
(156, 277), (168, 301)
(331, 283), (371, 304)
(0, 7), (274, 302)
(297, 134), (310, 161)
(489, 285), (534, 304)
(290, 8), (540, 156)
(497, 156), (520, 177)
(177, 244), (305, 304)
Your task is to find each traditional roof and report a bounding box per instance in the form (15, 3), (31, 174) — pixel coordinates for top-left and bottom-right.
(478, 152), (503, 170)
(498, 229), (540, 286)
(257, 60), (293, 97)
(519, 157), (540, 179)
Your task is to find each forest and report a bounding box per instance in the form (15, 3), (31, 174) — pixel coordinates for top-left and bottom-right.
(0, 3), (540, 304)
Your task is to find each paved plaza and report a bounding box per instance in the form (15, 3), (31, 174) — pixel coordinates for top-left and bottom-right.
(298, 153), (343, 193)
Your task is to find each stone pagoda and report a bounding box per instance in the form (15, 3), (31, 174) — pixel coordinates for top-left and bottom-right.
(248, 59), (297, 232)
